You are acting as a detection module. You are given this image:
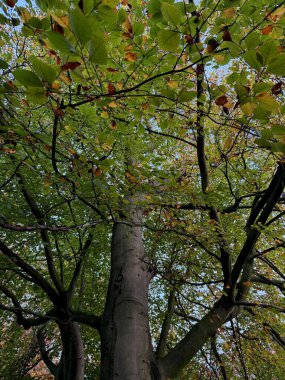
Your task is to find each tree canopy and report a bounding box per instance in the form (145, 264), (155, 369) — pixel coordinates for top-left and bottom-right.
(0, 0), (285, 379)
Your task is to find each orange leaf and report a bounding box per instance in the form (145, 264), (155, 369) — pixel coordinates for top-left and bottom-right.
(261, 25), (273, 35)
(122, 15), (133, 34)
(107, 67), (118, 72)
(124, 52), (137, 61)
(54, 108), (65, 117)
(108, 83), (116, 95)
(51, 80), (62, 89)
(61, 62), (81, 71)
(94, 167), (101, 177)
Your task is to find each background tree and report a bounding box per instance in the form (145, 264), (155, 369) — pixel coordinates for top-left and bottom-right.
(0, 0), (285, 379)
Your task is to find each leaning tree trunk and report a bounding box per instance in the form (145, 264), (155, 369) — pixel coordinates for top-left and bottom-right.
(56, 321), (85, 380)
(100, 196), (160, 379)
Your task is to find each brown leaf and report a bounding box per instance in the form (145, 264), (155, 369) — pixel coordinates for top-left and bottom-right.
(215, 95), (228, 106)
(122, 32), (132, 40)
(261, 25), (273, 35)
(223, 106), (230, 115)
(6, 0), (15, 7)
(60, 62), (81, 71)
(185, 35), (194, 45)
(122, 15), (133, 35)
(21, 99), (30, 107)
(108, 83), (116, 95)
(48, 50), (57, 56)
(53, 22), (64, 35)
(6, 81), (17, 90)
(1, 148), (16, 154)
(271, 82), (283, 95)
(110, 120), (117, 130)
(206, 39), (219, 53)
(222, 29), (232, 41)
(107, 67), (118, 72)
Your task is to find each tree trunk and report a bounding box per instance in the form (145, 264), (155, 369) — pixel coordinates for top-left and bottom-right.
(100, 197), (160, 379)
(56, 321), (85, 380)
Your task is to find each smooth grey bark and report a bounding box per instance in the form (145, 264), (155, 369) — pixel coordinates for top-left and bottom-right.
(100, 197), (158, 380)
(159, 298), (233, 379)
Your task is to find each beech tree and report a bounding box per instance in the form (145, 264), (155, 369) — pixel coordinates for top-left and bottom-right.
(0, 0), (285, 379)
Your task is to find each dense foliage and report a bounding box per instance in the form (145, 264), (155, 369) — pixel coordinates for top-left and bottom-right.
(0, 0), (285, 378)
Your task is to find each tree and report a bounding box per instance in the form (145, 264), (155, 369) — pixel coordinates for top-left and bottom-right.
(0, 0), (285, 378)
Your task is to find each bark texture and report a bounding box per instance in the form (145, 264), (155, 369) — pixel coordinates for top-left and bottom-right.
(100, 197), (157, 380)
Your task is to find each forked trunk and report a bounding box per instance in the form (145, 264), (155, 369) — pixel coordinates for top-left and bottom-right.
(100, 198), (160, 379)
(56, 321), (85, 380)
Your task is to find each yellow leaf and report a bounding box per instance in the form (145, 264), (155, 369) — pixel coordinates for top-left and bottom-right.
(168, 81), (178, 88)
(52, 14), (69, 28)
(241, 102), (256, 116)
(102, 143), (112, 151)
(17, 7), (31, 22)
(51, 80), (61, 89)
(60, 73), (72, 85)
(223, 8), (235, 18)
(214, 54), (225, 63)
(101, 111), (109, 119)
(108, 101), (119, 108)
(268, 6), (285, 21)
(256, 93), (279, 112)
(224, 135), (233, 150)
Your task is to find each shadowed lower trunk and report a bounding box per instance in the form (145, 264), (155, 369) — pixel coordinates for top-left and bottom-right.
(100, 197), (160, 379)
(56, 321), (85, 380)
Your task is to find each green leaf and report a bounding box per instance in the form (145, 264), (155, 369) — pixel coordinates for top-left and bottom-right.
(133, 22), (145, 35)
(271, 124), (285, 135)
(30, 56), (57, 84)
(89, 36), (108, 65)
(267, 54), (285, 75)
(253, 82), (272, 95)
(0, 59), (8, 69)
(271, 142), (285, 153)
(157, 30), (180, 51)
(258, 41), (279, 65)
(243, 51), (262, 71)
(255, 138), (271, 149)
(161, 2), (182, 26)
(244, 32), (260, 50)
(178, 90), (196, 102)
(47, 31), (76, 54)
(69, 9), (91, 45)
(13, 69), (43, 87)
(253, 106), (272, 120)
